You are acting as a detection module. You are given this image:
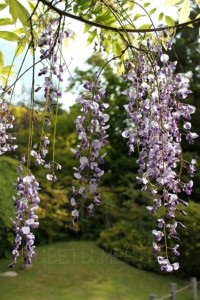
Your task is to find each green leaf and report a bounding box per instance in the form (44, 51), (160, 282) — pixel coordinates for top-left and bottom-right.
(133, 13), (145, 21)
(15, 38), (27, 56)
(179, 0), (190, 24)
(0, 3), (7, 11)
(123, 1), (134, 10)
(0, 75), (7, 84)
(15, 0), (30, 26)
(165, 16), (175, 26)
(0, 31), (19, 41)
(92, 6), (102, 15)
(114, 43), (123, 56)
(5, 0), (18, 21)
(149, 8), (156, 15)
(143, 2), (150, 7)
(78, 1), (91, 11)
(96, 10), (116, 25)
(5, 0), (30, 25)
(0, 18), (15, 26)
(73, 4), (78, 14)
(158, 13), (164, 21)
(14, 27), (30, 37)
(103, 33), (112, 52)
(84, 23), (92, 33)
(117, 62), (125, 74)
(138, 24), (151, 30)
(1, 65), (15, 76)
(87, 29), (97, 45)
(28, 0), (36, 11)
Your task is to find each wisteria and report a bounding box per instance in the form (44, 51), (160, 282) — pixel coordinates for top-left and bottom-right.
(30, 135), (50, 166)
(7, 21), (71, 266)
(9, 169), (40, 267)
(32, 19), (71, 180)
(0, 101), (17, 155)
(122, 39), (198, 271)
(70, 79), (109, 220)
(35, 19), (72, 107)
(5, 19), (72, 267)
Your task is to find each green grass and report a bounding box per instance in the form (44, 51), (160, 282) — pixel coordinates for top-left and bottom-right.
(0, 242), (197, 300)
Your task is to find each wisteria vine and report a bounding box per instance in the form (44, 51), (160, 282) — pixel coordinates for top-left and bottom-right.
(70, 78), (109, 221)
(33, 18), (72, 181)
(7, 18), (71, 266)
(9, 171), (40, 268)
(122, 38), (198, 272)
(0, 100), (17, 155)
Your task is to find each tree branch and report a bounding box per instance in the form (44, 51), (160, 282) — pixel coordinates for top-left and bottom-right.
(38, 0), (200, 33)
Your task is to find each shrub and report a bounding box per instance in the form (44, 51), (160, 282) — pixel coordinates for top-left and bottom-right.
(0, 156), (17, 257)
(97, 221), (157, 272)
(97, 201), (200, 278)
(177, 201), (200, 277)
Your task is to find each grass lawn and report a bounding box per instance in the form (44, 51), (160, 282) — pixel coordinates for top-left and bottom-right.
(0, 241), (197, 300)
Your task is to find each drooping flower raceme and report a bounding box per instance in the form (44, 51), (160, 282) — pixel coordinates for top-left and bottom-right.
(35, 19), (72, 106)
(30, 135), (50, 166)
(0, 101), (17, 155)
(33, 19), (71, 180)
(9, 172), (40, 267)
(70, 79), (109, 220)
(122, 40), (198, 271)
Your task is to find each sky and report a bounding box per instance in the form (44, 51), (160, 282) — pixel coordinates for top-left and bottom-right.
(0, 20), (92, 110)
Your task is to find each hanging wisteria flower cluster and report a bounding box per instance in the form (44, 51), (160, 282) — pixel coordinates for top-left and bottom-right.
(7, 19), (72, 267)
(0, 100), (17, 155)
(70, 79), (109, 220)
(35, 18), (72, 105)
(9, 164), (40, 267)
(30, 135), (61, 181)
(33, 19), (72, 180)
(122, 39), (198, 272)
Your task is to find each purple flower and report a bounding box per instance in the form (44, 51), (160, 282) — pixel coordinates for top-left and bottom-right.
(183, 180), (193, 195)
(172, 244), (180, 256)
(70, 78), (109, 220)
(157, 219), (165, 229)
(122, 36), (197, 271)
(10, 173), (40, 267)
(0, 101), (18, 155)
(153, 242), (160, 254)
(46, 174), (57, 181)
(189, 159), (196, 177)
(152, 230), (164, 242)
(157, 256), (179, 272)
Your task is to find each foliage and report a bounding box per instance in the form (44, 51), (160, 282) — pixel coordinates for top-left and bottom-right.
(0, 156), (18, 257)
(0, 0), (198, 79)
(177, 201), (200, 277)
(97, 201), (200, 278)
(97, 221), (155, 271)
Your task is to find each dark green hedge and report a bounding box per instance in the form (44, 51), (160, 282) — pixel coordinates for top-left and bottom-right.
(97, 201), (200, 278)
